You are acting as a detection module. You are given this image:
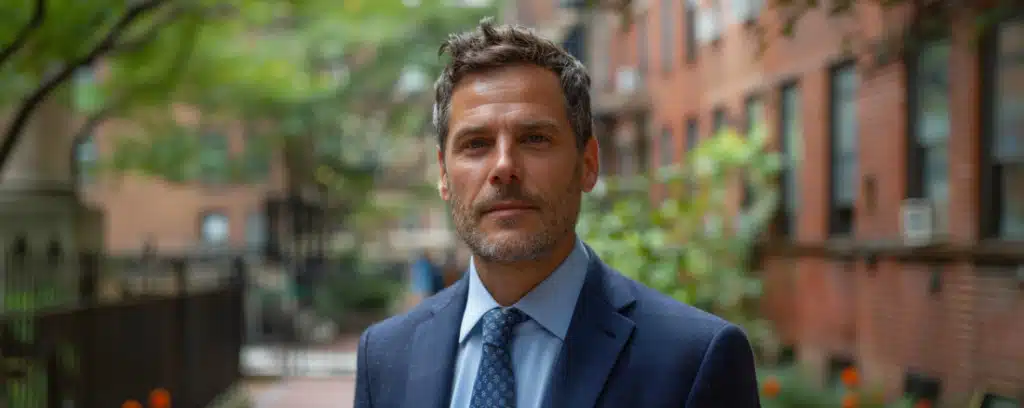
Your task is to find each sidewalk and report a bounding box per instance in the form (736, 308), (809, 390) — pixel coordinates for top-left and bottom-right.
(249, 376), (355, 408)
(243, 335), (361, 407)
(242, 346), (357, 377)
(242, 333), (362, 377)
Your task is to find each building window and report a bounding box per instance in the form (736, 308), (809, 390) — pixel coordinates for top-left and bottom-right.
(660, 126), (674, 168)
(199, 212), (231, 246)
(635, 113), (652, 175)
(777, 83), (802, 237)
(199, 131), (230, 184)
(684, 117), (700, 192)
(661, 0), (675, 73)
(684, 0), (698, 63)
(744, 96), (765, 135)
(245, 211), (267, 250)
(741, 96), (764, 208)
(982, 18), (1024, 240)
(686, 118), (700, 152)
(75, 134), (98, 185)
(712, 107), (728, 137)
(829, 63), (858, 236)
(244, 125), (271, 183)
(637, 13), (649, 75)
(907, 40), (951, 223)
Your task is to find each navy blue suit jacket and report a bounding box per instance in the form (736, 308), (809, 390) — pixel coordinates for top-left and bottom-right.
(354, 245), (761, 408)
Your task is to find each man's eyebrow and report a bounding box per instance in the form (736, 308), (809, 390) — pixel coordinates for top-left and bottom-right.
(451, 124), (489, 141)
(515, 119), (559, 131)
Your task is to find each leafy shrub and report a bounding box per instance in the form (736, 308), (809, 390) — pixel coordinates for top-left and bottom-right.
(578, 125), (780, 347)
(312, 258), (402, 326)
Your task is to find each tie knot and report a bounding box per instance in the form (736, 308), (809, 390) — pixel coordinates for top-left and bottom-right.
(481, 307), (527, 346)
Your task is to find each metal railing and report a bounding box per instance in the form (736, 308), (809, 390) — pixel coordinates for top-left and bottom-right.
(1, 252), (244, 408)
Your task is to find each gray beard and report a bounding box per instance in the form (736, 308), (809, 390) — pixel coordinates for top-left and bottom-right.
(447, 180), (579, 264)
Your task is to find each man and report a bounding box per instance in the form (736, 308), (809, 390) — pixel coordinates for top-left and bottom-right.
(354, 19), (761, 408)
(404, 250), (446, 310)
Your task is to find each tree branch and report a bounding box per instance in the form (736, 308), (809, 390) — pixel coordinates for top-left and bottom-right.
(107, 3), (233, 55)
(0, 0), (170, 175)
(71, 21), (198, 146)
(0, 0), (46, 68)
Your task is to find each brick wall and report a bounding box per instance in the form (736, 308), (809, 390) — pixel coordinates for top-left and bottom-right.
(507, 0), (1022, 405)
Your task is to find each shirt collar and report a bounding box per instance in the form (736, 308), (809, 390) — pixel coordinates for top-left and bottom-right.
(459, 239), (590, 343)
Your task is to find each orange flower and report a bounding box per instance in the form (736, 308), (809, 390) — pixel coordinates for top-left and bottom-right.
(913, 400), (932, 408)
(841, 392), (858, 408)
(122, 401), (142, 408)
(840, 367), (859, 388)
(761, 376), (781, 398)
(149, 388), (171, 408)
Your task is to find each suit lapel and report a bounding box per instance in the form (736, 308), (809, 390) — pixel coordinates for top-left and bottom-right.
(548, 248), (636, 408)
(403, 277), (469, 408)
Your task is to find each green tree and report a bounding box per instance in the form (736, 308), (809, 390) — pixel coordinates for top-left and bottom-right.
(1, 0), (491, 233)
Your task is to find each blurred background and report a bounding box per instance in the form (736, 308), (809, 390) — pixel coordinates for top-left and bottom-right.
(0, 0), (1020, 407)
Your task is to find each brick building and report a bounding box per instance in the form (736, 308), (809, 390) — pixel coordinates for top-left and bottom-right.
(73, 93), (453, 261)
(503, 1), (1022, 406)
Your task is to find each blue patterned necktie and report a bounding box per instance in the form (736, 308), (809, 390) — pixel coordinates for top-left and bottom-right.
(469, 307), (528, 408)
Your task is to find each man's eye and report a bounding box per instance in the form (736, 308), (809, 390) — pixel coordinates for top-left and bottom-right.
(466, 139), (489, 149)
(524, 134), (548, 143)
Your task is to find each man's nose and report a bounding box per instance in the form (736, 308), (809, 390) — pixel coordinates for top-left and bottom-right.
(489, 136), (521, 185)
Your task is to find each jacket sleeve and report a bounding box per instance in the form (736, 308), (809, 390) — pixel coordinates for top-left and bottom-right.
(354, 326), (374, 408)
(684, 324), (761, 408)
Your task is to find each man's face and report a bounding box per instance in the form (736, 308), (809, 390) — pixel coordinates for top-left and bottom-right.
(438, 64), (599, 263)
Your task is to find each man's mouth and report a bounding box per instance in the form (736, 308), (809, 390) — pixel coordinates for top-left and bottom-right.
(482, 201), (538, 216)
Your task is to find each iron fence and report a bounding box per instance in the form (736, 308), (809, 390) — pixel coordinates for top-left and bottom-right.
(1, 252), (244, 408)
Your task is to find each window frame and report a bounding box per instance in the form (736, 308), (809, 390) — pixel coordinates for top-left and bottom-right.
(828, 61), (858, 237)
(660, 125), (675, 168)
(637, 12), (649, 76)
(776, 81), (802, 238)
(660, 0), (675, 74)
(741, 94), (764, 209)
(684, 117), (700, 192)
(905, 38), (952, 203)
(684, 0), (698, 63)
(243, 122), (272, 183)
(980, 15), (1024, 241)
(712, 106), (729, 137)
(198, 128), (231, 185)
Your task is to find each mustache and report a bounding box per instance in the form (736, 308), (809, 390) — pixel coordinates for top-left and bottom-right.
(473, 185), (542, 214)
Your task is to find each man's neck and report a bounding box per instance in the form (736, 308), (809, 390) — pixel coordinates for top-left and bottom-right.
(474, 234), (578, 306)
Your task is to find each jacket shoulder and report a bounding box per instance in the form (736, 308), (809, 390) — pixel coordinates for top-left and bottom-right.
(609, 267), (738, 344)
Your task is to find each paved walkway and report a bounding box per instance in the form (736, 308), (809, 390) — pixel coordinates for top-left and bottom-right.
(242, 334), (362, 377)
(249, 376), (355, 408)
(244, 335), (361, 407)
(242, 346), (357, 377)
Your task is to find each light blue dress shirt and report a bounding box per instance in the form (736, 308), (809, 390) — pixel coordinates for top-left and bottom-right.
(448, 239), (590, 408)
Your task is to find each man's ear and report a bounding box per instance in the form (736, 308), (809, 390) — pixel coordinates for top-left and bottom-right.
(437, 147), (450, 200)
(581, 136), (600, 193)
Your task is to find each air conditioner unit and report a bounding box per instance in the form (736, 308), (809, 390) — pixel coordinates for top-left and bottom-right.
(615, 67), (639, 93)
(900, 199), (948, 247)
